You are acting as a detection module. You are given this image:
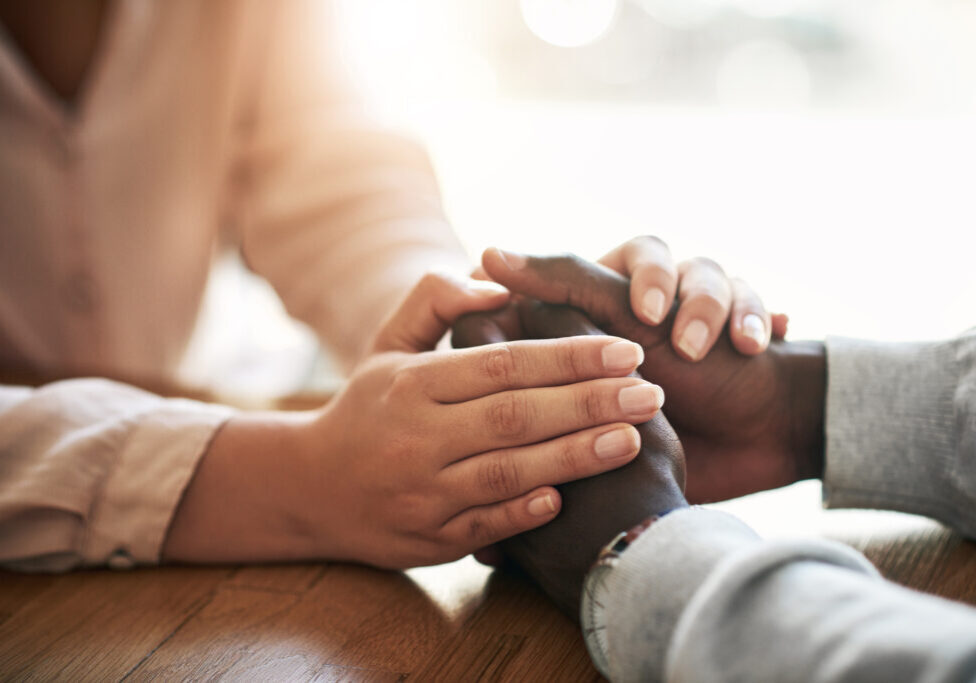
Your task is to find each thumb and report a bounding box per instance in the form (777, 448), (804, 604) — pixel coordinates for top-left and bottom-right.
(372, 270), (510, 353)
(482, 247), (633, 333)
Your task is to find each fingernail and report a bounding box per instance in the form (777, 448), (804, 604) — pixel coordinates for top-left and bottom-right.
(741, 313), (766, 347)
(467, 279), (509, 296)
(677, 319), (709, 361)
(618, 383), (664, 416)
(492, 248), (527, 271)
(641, 288), (667, 324)
(528, 493), (557, 516)
(602, 340), (644, 372)
(594, 427), (640, 460)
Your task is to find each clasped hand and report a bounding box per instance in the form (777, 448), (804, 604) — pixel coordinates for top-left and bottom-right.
(305, 271), (662, 568)
(451, 235), (810, 617)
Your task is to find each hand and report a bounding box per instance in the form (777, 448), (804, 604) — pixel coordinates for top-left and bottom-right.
(165, 271), (664, 568)
(478, 250), (826, 504)
(482, 236), (787, 361)
(456, 303), (688, 618)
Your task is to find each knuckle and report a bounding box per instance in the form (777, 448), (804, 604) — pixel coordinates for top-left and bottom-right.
(530, 253), (582, 305)
(467, 514), (496, 544)
(686, 289), (728, 316)
(576, 386), (606, 424)
(484, 343), (519, 386)
(387, 363), (424, 399)
(394, 492), (435, 533)
(551, 252), (588, 276)
(556, 339), (589, 379)
(729, 276), (749, 290)
(419, 269), (452, 291)
(478, 453), (522, 499)
(552, 252), (582, 268)
(487, 392), (530, 439)
(631, 235), (673, 265)
(637, 260), (678, 284)
(730, 278), (765, 308)
(638, 234), (669, 249)
(556, 439), (586, 479)
(689, 256), (726, 276)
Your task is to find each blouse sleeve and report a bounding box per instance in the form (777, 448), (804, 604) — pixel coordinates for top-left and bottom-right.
(229, 0), (470, 370)
(0, 379), (231, 571)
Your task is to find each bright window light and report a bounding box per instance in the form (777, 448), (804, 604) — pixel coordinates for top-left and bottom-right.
(520, 0), (618, 47)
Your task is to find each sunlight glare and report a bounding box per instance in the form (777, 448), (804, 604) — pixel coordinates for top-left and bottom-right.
(520, 0), (618, 48)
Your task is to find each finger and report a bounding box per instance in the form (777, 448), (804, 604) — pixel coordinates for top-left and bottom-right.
(372, 270), (510, 354)
(469, 265), (490, 281)
(425, 335), (645, 403)
(771, 313), (789, 340)
(449, 377), (662, 454)
(517, 300), (602, 339)
(728, 278), (772, 355)
(441, 423), (640, 508)
(598, 236), (678, 325)
(451, 303), (523, 348)
(671, 258), (733, 362)
(482, 248), (636, 335)
(440, 486), (561, 551)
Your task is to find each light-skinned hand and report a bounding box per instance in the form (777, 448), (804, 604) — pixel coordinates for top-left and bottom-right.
(596, 236), (787, 359)
(164, 271), (664, 568)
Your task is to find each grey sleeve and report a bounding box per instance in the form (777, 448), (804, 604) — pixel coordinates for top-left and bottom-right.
(824, 331), (976, 537)
(604, 508), (976, 683)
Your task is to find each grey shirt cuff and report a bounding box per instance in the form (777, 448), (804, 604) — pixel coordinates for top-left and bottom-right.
(824, 333), (976, 537)
(602, 507), (878, 683)
(603, 507), (762, 682)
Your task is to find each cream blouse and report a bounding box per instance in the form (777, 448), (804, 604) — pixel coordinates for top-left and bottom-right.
(0, 0), (467, 570)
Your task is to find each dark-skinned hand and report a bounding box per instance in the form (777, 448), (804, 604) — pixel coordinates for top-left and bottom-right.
(453, 302), (688, 619)
(478, 248), (827, 505)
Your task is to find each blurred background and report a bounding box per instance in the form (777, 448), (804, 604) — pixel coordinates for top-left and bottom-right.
(180, 0), (976, 399)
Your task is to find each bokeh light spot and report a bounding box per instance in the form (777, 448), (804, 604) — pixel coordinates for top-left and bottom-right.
(520, 0), (618, 48)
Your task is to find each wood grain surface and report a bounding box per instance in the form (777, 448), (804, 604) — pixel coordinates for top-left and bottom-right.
(2, 487), (974, 682)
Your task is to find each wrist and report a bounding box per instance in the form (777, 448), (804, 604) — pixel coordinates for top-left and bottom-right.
(778, 340), (827, 482)
(162, 409), (326, 563)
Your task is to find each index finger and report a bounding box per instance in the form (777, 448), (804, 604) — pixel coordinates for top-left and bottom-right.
(423, 336), (644, 403)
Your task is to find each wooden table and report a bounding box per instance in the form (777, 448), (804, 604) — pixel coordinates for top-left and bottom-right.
(2, 377), (975, 681)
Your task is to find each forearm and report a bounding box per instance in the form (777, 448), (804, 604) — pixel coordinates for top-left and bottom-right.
(161, 410), (328, 564)
(232, 1), (472, 369)
(667, 527), (976, 683)
(603, 507), (976, 683)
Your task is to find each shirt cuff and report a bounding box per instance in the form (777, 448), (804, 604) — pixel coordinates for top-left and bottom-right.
(823, 335), (974, 534)
(665, 538), (878, 682)
(83, 398), (233, 568)
(602, 507), (762, 683)
(602, 507), (879, 683)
